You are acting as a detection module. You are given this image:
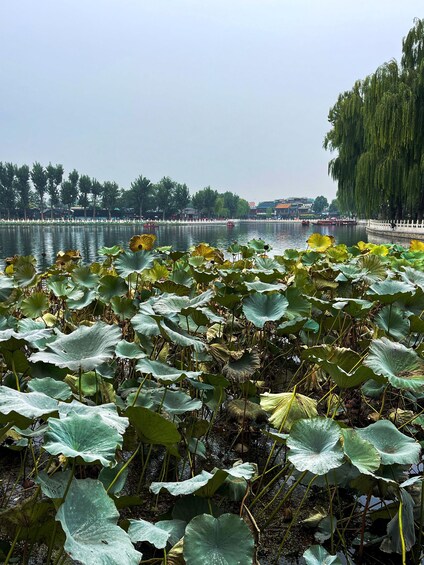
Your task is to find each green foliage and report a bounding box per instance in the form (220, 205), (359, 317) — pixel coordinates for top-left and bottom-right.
(0, 238), (423, 563)
(325, 19), (424, 219)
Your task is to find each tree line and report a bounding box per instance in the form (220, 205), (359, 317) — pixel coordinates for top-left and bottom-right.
(325, 18), (424, 220)
(0, 162), (251, 220)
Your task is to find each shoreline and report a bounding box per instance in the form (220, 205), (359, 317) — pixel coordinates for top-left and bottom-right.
(0, 218), (365, 227)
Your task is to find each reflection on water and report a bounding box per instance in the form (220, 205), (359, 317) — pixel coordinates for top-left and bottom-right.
(0, 222), (368, 270)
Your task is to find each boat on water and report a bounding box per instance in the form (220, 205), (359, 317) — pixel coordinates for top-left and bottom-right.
(143, 222), (159, 229)
(301, 220), (310, 226)
(312, 218), (357, 226)
(227, 221), (235, 228)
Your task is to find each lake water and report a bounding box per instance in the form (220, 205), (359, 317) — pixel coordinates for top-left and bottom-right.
(0, 222), (368, 270)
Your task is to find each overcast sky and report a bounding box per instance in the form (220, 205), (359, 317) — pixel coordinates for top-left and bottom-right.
(0, 1), (423, 202)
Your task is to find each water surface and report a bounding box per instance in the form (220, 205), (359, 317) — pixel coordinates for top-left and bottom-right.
(0, 222), (367, 270)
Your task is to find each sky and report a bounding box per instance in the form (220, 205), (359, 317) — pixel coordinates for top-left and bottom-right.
(0, 1), (423, 203)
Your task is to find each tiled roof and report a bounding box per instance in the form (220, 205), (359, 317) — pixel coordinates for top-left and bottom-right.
(275, 203), (291, 209)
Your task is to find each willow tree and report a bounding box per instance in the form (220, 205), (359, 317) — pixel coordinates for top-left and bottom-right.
(325, 18), (424, 220)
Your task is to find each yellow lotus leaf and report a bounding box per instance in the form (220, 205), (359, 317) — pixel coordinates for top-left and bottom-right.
(129, 233), (156, 252)
(369, 244), (389, 256)
(192, 243), (224, 263)
(326, 244), (348, 262)
(56, 250), (81, 264)
(357, 241), (369, 251)
(410, 239), (424, 251)
(307, 233), (335, 252)
(260, 391), (318, 431)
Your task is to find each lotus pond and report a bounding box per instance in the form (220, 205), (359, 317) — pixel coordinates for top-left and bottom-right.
(0, 233), (423, 565)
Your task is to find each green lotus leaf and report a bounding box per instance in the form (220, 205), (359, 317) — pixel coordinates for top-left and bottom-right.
(247, 238), (269, 252)
(115, 340), (146, 359)
(136, 357), (202, 384)
(98, 275), (128, 302)
(244, 281), (286, 293)
(152, 294), (190, 315)
(337, 255), (387, 284)
(332, 298), (374, 318)
(130, 388), (202, 415)
(287, 418), (344, 475)
(374, 305), (410, 340)
(260, 392), (317, 431)
(303, 545), (343, 565)
(44, 412), (123, 466)
(98, 244), (123, 257)
(361, 379), (386, 398)
(242, 292), (288, 328)
(71, 265), (100, 288)
(384, 489), (416, 553)
(150, 463), (256, 497)
(285, 287), (312, 319)
(302, 346), (377, 388)
(357, 420), (421, 465)
(341, 429), (381, 474)
(13, 260), (37, 287)
(183, 513), (254, 565)
(160, 319), (206, 352)
(161, 390), (202, 415)
(67, 288), (96, 310)
(56, 478), (141, 565)
(365, 337), (424, 392)
(20, 292), (49, 318)
(222, 350), (261, 382)
(29, 322), (121, 372)
(128, 519), (171, 549)
(151, 470), (214, 496)
(131, 304), (161, 337)
(98, 462), (128, 495)
(58, 401), (128, 436)
(27, 377), (72, 401)
(126, 406), (181, 446)
(367, 279), (415, 303)
(110, 297), (137, 320)
(0, 275), (15, 301)
(277, 317), (309, 335)
(115, 251), (154, 277)
(254, 256), (281, 272)
(47, 279), (84, 300)
(0, 387), (58, 427)
(35, 469), (73, 500)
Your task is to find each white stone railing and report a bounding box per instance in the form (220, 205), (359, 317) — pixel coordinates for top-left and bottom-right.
(366, 219), (424, 238)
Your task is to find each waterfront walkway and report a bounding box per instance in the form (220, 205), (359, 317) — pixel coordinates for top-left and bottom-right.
(366, 219), (424, 240)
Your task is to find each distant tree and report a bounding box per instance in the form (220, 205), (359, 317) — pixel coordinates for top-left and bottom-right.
(192, 187), (218, 217)
(328, 198), (340, 215)
(173, 183), (190, 217)
(266, 207), (274, 218)
(46, 163), (64, 218)
(78, 175), (92, 219)
(14, 165), (31, 220)
(312, 195), (328, 214)
(91, 178), (103, 219)
(236, 198), (250, 218)
(154, 177), (175, 220)
(0, 162), (16, 219)
(214, 196), (228, 218)
(61, 169), (79, 212)
(31, 162), (47, 220)
(223, 191), (239, 217)
(102, 181), (120, 219)
(128, 175), (152, 218)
